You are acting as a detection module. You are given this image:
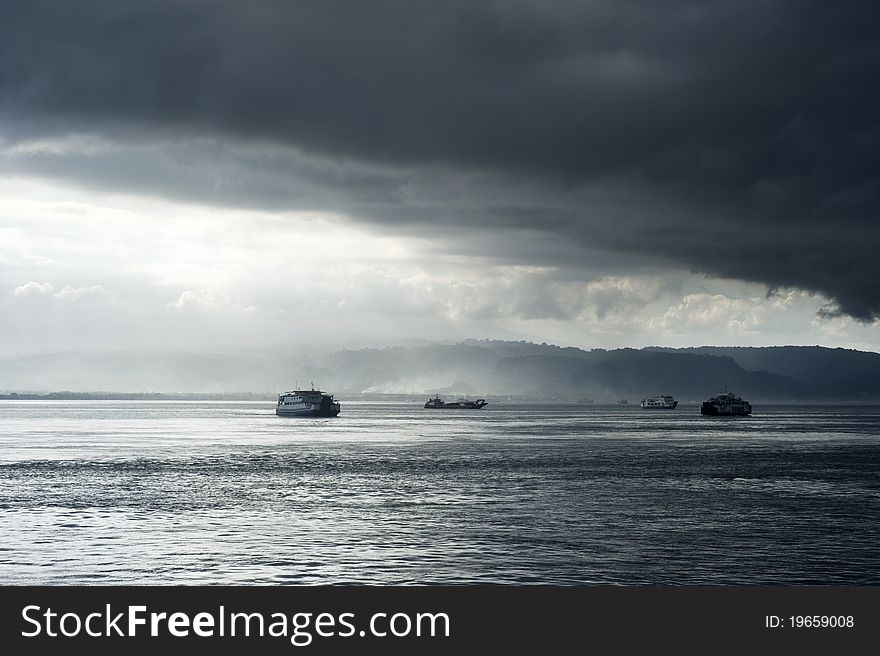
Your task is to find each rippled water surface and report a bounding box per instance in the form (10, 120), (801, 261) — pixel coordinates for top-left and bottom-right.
(1, 401), (878, 584)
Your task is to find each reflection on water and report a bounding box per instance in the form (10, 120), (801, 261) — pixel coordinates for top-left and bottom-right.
(1, 401), (878, 584)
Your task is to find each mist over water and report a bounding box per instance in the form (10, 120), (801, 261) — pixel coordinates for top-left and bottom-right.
(1, 401), (878, 584)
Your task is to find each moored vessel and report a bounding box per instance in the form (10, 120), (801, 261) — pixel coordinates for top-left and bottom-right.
(276, 389), (341, 417)
(424, 395), (488, 409)
(640, 395), (678, 409)
(700, 390), (751, 416)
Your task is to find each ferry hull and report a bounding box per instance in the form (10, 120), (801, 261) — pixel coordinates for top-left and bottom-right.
(276, 406), (340, 417)
(423, 406), (486, 410)
(700, 403), (750, 416)
(424, 399), (488, 409)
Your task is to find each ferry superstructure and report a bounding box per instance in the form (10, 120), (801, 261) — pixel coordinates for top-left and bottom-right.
(276, 389), (341, 417)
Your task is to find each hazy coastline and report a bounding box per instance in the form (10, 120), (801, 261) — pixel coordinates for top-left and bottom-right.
(4, 340), (880, 403)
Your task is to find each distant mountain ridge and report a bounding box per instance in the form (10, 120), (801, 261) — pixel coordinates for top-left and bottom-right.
(644, 346), (880, 386)
(1, 341), (879, 401)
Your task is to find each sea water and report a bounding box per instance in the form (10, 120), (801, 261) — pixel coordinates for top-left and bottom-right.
(1, 401), (878, 584)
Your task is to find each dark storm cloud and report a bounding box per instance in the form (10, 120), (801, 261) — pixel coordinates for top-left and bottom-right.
(1, 0), (879, 318)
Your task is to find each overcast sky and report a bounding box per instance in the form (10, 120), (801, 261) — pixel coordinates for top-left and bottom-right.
(2, 0), (879, 355)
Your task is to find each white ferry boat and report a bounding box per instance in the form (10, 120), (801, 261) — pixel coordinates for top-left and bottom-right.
(276, 389), (340, 417)
(640, 395), (678, 409)
(700, 390), (751, 416)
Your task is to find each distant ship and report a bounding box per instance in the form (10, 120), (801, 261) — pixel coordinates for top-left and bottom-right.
(700, 390), (751, 416)
(640, 395), (678, 409)
(617, 399), (628, 404)
(424, 395), (488, 409)
(276, 389), (340, 417)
